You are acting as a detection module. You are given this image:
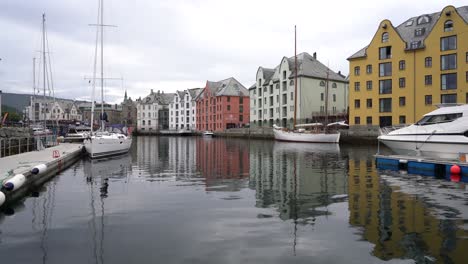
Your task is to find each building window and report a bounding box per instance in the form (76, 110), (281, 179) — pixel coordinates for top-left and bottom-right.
(444, 20), (453, 32)
(354, 66), (360, 76)
(441, 36), (457, 51)
(290, 92), (293, 101)
(379, 46), (392, 60)
(333, 94), (336, 102)
(417, 15), (430, 25)
(239, 105), (243, 113)
(366, 81), (372, 90)
(382, 32), (389, 42)
(425, 75), (432, 85)
(142, 120), (145, 125)
(399, 78), (406, 88)
(321, 93), (324, 101)
(399, 115), (406, 124)
(332, 83), (337, 88)
(354, 99), (360, 109)
(410, 41), (421, 49)
(283, 71), (286, 79)
(379, 79), (392, 94)
(379, 62), (392, 76)
(441, 73), (457, 90)
(227, 96), (231, 102)
(466, 71), (468, 82)
(366, 116), (372, 125)
(441, 54), (457, 70)
(441, 94), (457, 104)
(379, 98), (392, 113)
(355, 116), (361, 125)
(366, 65), (372, 74)
(425, 95), (432, 105)
(466, 52), (468, 62)
(320, 81), (325, 86)
(399, 60), (406, 70)
(283, 94), (287, 104)
(366, 99), (372, 108)
(148, 120), (151, 125)
(414, 28), (425, 36)
(354, 82), (360, 91)
(240, 97), (244, 104)
(227, 105), (231, 111)
(424, 58), (432, 69)
(399, 96), (406, 106)
(466, 93), (468, 104)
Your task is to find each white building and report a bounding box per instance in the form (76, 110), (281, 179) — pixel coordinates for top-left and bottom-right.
(250, 52), (348, 128)
(25, 96), (82, 122)
(136, 89), (175, 133)
(168, 88), (201, 131)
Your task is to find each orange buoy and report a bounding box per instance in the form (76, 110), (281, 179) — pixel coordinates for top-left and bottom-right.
(450, 165), (461, 175)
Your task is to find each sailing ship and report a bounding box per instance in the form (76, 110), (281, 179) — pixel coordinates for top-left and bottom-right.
(273, 26), (340, 143)
(84, 0), (132, 158)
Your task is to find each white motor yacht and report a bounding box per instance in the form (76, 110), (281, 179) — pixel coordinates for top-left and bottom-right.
(378, 104), (468, 160)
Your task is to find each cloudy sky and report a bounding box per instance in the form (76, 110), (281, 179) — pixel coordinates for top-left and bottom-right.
(0, 0), (463, 103)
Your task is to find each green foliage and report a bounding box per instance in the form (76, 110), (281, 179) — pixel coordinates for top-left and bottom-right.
(1, 105), (22, 122)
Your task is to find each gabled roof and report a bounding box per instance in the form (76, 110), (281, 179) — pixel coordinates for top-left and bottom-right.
(349, 5), (468, 59)
(258, 52), (347, 83)
(188, 88), (202, 99)
(141, 91), (176, 105)
(198, 77), (249, 100)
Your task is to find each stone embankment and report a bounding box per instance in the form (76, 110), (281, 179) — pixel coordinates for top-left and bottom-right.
(0, 127), (32, 138)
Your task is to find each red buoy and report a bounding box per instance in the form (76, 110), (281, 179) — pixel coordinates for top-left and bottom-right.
(450, 174), (461, 182)
(450, 165), (461, 175)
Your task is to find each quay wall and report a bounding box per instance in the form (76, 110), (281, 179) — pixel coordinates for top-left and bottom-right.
(135, 126), (381, 144)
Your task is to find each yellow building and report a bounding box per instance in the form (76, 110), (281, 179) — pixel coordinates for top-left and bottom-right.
(348, 5), (468, 126)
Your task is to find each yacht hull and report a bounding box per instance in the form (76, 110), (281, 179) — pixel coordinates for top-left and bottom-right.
(273, 129), (340, 143)
(84, 136), (132, 159)
(378, 134), (468, 160)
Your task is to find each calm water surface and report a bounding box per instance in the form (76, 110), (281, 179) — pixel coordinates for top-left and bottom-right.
(0, 137), (467, 264)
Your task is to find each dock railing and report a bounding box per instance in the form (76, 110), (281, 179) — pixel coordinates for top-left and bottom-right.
(0, 135), (59, 158)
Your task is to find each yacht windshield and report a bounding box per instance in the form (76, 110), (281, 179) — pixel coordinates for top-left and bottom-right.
(415, 113), (462, 125)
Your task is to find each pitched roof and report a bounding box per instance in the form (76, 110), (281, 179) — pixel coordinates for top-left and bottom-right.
(349, 5), (468, 60)
(199, 77), (249, 99)
(141, 91), (176, 105)
(293, 52), (347, 82)
(187, 88), (202, 99)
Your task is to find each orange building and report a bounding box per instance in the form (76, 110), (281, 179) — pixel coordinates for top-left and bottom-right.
(196, 77), (250, 131)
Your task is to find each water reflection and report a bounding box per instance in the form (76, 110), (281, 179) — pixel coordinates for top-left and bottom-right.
(250, 141), (347, 222)
(0, 138), (467, 263)
(348, 148), (468, 264)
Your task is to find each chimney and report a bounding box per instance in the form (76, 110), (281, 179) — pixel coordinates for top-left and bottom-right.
(338, 71), (341, 75)
(151, 89), (154, 94)
(313, 52), (317, 59)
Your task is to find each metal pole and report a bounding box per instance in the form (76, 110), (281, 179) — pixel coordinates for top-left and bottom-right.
(293, 25), (297, 129)
(101, 0), (104, 130)
(43, 13), (47, 130)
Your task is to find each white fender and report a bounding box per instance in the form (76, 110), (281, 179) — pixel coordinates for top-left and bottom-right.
(31, 164), (48, 175)
(0, 192), (5, 206)
(3, 174), (26, 191)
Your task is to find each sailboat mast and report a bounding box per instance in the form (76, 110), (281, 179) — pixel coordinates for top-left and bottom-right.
(42, 13), (47, 129)
(325, 67), (329, 128)
(32, 57), (36, 122)
(293, 25), (298, 129)
(100, 0), (104, 130)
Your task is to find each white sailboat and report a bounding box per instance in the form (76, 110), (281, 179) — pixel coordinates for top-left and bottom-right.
(84, 0), (132, 159)
(273, 26), (340, 143)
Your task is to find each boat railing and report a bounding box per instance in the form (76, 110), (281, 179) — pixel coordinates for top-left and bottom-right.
(379, 125), (408, 135)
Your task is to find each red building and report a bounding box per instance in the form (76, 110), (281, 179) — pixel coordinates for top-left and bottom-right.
(196, 77), (250, 131)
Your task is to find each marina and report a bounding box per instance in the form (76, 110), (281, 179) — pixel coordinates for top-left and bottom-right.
(0, 137), (466, 263)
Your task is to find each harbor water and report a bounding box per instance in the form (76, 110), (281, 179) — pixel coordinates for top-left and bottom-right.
(0, 137), (467, 263)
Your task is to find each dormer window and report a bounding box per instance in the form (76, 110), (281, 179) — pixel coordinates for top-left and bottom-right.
(415, 28), (425, 36)
(405, 19), (413, 26)
(320, 81), (325, 87)
(444, 20), (453, 32)
(382, 32), (389, 43)
(417, 15), (430, 25)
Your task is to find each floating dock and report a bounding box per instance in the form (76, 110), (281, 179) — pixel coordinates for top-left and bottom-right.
(375, 154), (468, 182)
(0, 143), (84, 207)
